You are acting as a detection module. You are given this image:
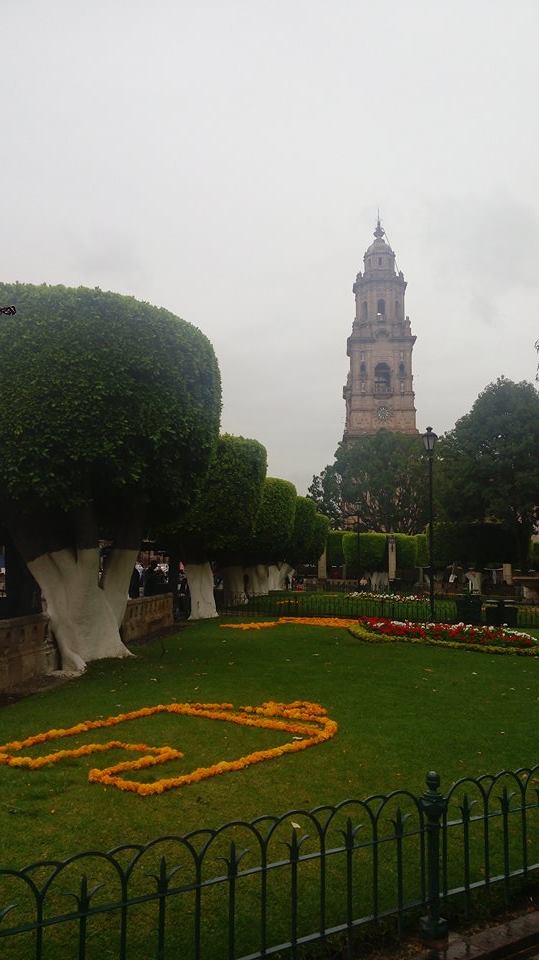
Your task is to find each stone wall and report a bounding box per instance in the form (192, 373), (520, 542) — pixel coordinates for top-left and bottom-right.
(0, 614), (59, 691)
(121, 593), (174, 645)
(0, 594), (174, 693)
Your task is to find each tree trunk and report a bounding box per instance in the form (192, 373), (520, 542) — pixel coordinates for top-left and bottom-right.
(185, 561), (218, 620)
(245, 564), (269, 595)
(101, 547), (139, 627)
(222, 565), (247, 603)
(267, 564), (281, 591)
(29, 547), (132, 675)
(9, 504), (138, 674)
(276, 562), (294, 589)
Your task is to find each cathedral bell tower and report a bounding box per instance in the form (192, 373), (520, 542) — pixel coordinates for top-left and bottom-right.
(343, 218), (418, 438)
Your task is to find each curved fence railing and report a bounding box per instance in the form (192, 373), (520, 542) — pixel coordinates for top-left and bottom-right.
(1, 766), (539, 959)
(174, 591), (539, 628)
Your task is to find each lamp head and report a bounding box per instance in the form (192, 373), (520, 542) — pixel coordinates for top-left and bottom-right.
(422, 426), (438, 453)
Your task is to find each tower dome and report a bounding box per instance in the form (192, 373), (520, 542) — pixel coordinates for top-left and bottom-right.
(363, 218), (396, 274)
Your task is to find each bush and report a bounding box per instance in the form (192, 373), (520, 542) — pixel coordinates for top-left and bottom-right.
(326, 530), (347, 567)
(415, 533), (429, 567)
(244, 477), (297, 564)
(287, 497), (317, 567)
(309, 514), (330, 565)
(432, 521), (516, 568)
(343, 532), (387, 572)
(394, 533), (417, 570)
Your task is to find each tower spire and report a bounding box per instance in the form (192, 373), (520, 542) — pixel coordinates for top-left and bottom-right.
(374, 211), (384, 239)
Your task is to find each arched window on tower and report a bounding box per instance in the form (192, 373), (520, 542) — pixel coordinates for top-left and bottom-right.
(377, 299), (385, 317)
(360, 362), (367, 379)
(395, 300), (401, 320)
(374, 363), (391, 395)
(362, 301), (368, 321)
(399, 361), (405, 377)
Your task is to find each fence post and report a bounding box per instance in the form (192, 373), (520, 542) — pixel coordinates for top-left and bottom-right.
(419, 770), (448, 941)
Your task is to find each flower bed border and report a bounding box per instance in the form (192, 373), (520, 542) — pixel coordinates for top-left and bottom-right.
(349, 621), (539, 657)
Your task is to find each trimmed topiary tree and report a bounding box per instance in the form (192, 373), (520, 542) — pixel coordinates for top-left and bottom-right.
(342, 532), (387, 575)
(394, 533), (418, 570)
(283, 496), (317, 573)
(309, 514), (330, 565)
(326, 530), (347, 570)
(0, 282), (221, 673)
(172, 435), (267, 618)
(242, 478), (297, 595)
(432, 521), (515, 569)
(415, 533), (429, 568)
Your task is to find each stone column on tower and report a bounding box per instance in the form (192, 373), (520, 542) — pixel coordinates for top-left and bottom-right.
(343, 218), (418, 438)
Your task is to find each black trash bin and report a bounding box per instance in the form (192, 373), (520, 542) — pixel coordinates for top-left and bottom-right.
(485, 600), (518, 627)
(455, 594), (483, 625)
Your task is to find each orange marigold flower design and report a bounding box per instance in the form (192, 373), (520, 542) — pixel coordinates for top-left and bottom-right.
(0, 700), (338, 798)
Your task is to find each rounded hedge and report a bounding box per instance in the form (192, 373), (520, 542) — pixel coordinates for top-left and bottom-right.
(327, 530), (347, 567)
(177, 434), (267, 561)
(0, 283), (221, 525)
(309, 514), (330, 564)
(244, 477), (297, 564)
(343, 532), (387, 571)
(287, 497), (317, 567)
(393, 533), (418, 570)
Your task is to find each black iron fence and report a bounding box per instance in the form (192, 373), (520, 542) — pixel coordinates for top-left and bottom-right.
(177, 591), (539, 629)
(1, 765), (539, 959)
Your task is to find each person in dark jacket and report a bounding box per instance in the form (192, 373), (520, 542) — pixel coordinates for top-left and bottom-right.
(128, 566), (141, 599)
(143, 559), (163, 597)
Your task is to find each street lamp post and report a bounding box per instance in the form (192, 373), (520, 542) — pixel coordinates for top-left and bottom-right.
(422, 426), (438, 622)
(356, 513), (361, 587)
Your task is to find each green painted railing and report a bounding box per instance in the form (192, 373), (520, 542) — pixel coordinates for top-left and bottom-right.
(206, 591), (539, 628)
(1, 765), (539, 959)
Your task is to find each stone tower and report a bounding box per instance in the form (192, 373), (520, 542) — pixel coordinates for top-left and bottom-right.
(343, 219), (418, 438)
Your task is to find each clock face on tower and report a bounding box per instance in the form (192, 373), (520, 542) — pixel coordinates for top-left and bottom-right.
(377, 405), (392, 422)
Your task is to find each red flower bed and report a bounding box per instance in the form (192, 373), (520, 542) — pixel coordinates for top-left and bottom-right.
(357, 617), (536, 649)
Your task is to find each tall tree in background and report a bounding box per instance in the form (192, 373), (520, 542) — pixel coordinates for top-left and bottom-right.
(440, 378), (539, 569)
(310, 432), (429, 534)
(307, 466), (342, 528)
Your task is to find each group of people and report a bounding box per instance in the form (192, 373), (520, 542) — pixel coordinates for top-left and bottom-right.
(128, 558), (168, 599)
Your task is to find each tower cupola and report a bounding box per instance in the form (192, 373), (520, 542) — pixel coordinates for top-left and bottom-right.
(363, 218), (396, 276)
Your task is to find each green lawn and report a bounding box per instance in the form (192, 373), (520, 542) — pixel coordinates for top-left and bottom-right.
(1, 619), (539, 958)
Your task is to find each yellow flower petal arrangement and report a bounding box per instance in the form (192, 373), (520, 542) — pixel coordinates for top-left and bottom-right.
(220, 617), (358, 630)
(0, 700), (337, 797)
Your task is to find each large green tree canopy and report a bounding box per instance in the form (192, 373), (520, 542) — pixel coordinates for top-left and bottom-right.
(0, 283), (221, 539)
(174, 434), (267, 562)
(0, 282), (221, 671)
(310, 431), (429, 534)
(439, 377), (539, 568)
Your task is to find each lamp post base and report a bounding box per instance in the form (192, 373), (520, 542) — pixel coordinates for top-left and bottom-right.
(420, 914), (449, 942)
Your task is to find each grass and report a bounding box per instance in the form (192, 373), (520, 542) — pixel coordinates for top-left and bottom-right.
(1, 619), (539, 958)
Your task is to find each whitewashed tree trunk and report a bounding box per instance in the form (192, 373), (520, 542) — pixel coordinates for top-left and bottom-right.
(245, 564), (269, 595)
(28, 548), (132, 676)
(277, 562), (294, 589)
(465, 570), (483, 593)
(267, 564), (281, 591)
(371, 571), (389, 591)
(101, 547), (139, 626)
(185, 561), (218, 620)
(222, 565), (247, 603)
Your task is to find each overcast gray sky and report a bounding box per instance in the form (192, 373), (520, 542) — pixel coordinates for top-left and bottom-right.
(3, 0), (539, 494)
